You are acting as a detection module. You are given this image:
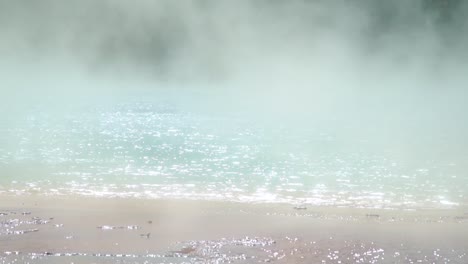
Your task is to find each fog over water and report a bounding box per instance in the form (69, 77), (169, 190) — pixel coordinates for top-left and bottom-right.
(2, 1), (467, 96)
(1, 1), (468, 208)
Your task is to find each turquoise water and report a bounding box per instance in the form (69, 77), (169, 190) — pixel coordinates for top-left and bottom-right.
(1, 99), (467, 209)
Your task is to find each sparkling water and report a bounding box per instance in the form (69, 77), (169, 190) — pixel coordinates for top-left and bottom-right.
(1, 98), (467, 209)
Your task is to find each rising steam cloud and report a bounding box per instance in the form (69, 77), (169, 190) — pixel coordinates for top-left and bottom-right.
(0, 0), (467, 112)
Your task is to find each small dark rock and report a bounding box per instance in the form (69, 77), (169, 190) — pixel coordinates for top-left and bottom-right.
(174, 246), (196, 254)
(366, 214), (380, 218)
(293, 206), (307, 210)
(140, 233), (151, 239)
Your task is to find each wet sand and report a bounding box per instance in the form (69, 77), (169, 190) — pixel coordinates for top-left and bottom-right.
(1, 195), (468, 263)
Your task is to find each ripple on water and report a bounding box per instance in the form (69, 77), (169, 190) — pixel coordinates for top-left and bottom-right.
(0, 102), (467, 210)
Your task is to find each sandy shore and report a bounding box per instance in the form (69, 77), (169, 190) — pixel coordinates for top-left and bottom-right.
(1, 195), (468, 263)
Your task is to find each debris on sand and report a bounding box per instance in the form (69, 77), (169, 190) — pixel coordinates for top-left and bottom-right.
(293, 206), (307, 210)
(97, 225), (140, 230)
(140, 233), (151, 239)
(172, 246), (196, 255)
(9, 229), (39, 235)
(454, 216), (468, 222)
(366, 214), (380, 218)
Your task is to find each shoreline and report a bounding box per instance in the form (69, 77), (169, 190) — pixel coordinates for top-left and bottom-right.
(1, 193), (467, 219)
(1, 195), (468, 263)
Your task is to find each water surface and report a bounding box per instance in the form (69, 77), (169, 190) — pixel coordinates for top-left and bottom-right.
(1, 98), (467, 209)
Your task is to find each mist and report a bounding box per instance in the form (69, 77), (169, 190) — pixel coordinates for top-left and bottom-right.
(1, 0), (468, 135)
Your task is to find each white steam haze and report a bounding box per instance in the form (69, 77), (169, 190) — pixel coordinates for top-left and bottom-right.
(1, 1), (468, 155)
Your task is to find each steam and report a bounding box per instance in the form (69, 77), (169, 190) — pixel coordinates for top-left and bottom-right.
(1, 1), (467, 119)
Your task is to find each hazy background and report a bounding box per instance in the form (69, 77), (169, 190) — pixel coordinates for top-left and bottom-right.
(1, 0), (468, 151)
(1, 1), (467, 91)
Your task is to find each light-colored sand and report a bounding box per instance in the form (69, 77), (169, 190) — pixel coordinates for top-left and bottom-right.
(1, 195), (468, 263)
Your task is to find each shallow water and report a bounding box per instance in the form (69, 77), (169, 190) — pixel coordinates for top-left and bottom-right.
(1, 237), (467, 264)
(1, 197), (468, 264)
(1, 100), (467, 209)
